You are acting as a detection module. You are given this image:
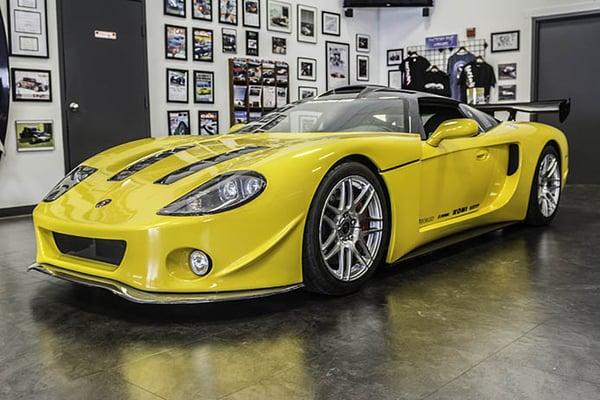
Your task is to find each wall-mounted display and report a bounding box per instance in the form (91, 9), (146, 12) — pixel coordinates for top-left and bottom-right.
(267, 0), (291, 34)
(222, 28), (237, 53)
(297, 4), (317, 44)
(194, 70), (215, 103)
(11, 68), (51, 102)
(193, 28), (213, 61)
(498, 84), (517, 101)
(7, 0), (49, 58)
(167, 110), (191, 135)
(386, 48), (403, 66)
(272, 36), (286, 54)
(388, 69), (402, 89)
(165, 0), (186, 17)
(356, 34), (370, 53)
(219, 0), (238, 25)
(165, 25), (187, 60)
(498, 63), (517, 80)
(491, 30), (520, 53)
(276, 87), (287, 107)
(321, 11), (340, 36)
(15, 120), (53, 152)
(242, 0), (260, 28)
(325, 41), (349, 90)
(193, 0), (213, 21)
(166, 69), (188, 103)
(298, 86), (317, 100)
(263, 86), (276, 108)
(357, 55), (369, 81)
(199, 111), (219, 134)
(297, 57), (316, 81)
(262, 61), (275, 85)
(246, 30), (259, 56)
(234, 110), (248, 123)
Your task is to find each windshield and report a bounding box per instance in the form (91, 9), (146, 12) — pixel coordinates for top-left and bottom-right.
(237, 98), (409, 133)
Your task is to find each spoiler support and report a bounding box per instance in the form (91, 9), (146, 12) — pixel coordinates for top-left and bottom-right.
(474, 99), (571, 123)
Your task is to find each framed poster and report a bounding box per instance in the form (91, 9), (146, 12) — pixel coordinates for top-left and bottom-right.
(166, 68), (189, 103)
(167, 111), (191, 135)
(498, 63), (517, 80)
(325, 41), (349, 90)
(7, 0), (49, 58)
(356, 34), (370, 53)
(219, 0), (238, 25)
(165, 0), (186, 17)
(298, 86), (317, 100)
(297, 57), (316, 81)
(357, 55), (369, 81)
(242, 0), (260, 28)
(246, 30), (259, 56)
(321, 11), (340, 36)
(193, 0), (213, 21)
(272, 36), (286, 55)
(498, 84), (517, 101)
(297, 4), (317, 44)
(193, 28), (213, 61)
(491, 30), (520, 53)
(199, 111), (219, 135)
(388, 69), (402, 89)
(194, 70), (215, 103)
(15, 120), (54, 151)
(11, 68), (51, 101)
(222, 28), (237, 53)
(387, 48), (403, 66)
(165, 25), (187, 60)
(267, 0), (291, 34)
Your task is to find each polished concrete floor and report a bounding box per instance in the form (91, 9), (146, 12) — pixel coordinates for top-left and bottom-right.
(1, 186), (599, 400)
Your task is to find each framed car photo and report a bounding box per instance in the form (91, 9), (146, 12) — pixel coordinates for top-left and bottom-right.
(167, 110), (191, 135)
(321, 11), (340, 36)
(15, 120), (54, 152)
(193, 28), (213, 62)
(387, 48), (403, 66)
(267, 0), (292, 34)
(242, 0), (260, 28)
(297, 57), (316, 81)
(325, 41), (349, 90)
(193, 0), (213, 21)
(297, 4), (317, 44)
(165, 0), (186, 17)
(272, 36), (286, 55)
(194, 70), (215, 103)
(298, 86), (317, 100)
(166, 68), (189, 103)
(222, 28), (237, 53)
(199, 110), (219, 135)
(165, 25), (187, 60)
(11, 68), (51, 102)
(219, 0), (238, 25)
(491, 30), (520, 53)
(246, 30), (259, 56)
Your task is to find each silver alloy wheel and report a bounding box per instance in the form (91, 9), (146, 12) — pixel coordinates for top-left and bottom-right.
(319, 175), (384, 282)
(537, 153), (561, 218)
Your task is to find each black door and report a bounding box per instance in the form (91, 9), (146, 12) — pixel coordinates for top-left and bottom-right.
(58, 0), (150, 170)
(533, 12), (600, 184)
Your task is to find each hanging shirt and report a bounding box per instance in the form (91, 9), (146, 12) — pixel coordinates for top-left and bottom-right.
(424, 70), (451, 97)
(459, 60), (496, 103)
(399, 54), (430, 91)
(447, 52), (476, 101)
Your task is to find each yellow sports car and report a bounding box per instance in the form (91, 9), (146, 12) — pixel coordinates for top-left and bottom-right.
(30, 85), (570, 303)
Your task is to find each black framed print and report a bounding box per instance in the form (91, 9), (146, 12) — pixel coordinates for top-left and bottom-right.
(199, 110), (219, 135)
(194, 70), (215, 103)
(7, 0), (49, 58)
(166, 68), (189, 103)
(15, 120), (54, 151)
(193, 0), (213, 21)
(356, 33), (370, 53)
(325, 41), (349, 90)
(321, 11), (340, 36)
(168, 110), (191, 135)
(491, 30), (520, 53)
(219, 0), (238, 25)
(272, 36), (286, 55)
(297, 57), (316, 81)
(388, 69), (402, 89)
(193, 28), (214, 61)
(246, 30), (259, 56)
(386, 48), (403, 66)
(357, 55), (369, 81)
(297, 4), (317, 44)
(11, 68), (51, 102)
(164, 0), (186, 17)
(267, 0), (292, 34)
(242, 0), (260, 28)
(298, 86), (317, 100)
(222, 28), (237, 53)
(165, 25), (187, 60)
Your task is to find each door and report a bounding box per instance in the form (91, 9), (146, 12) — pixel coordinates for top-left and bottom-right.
(533, 12), (600, 183)
(58, 0), (150, 170)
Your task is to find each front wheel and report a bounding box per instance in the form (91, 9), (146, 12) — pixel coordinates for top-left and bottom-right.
(525, 145), (562, 226)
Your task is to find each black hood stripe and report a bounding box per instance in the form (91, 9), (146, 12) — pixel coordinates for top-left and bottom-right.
(155, 146), (266, 185)
(108, 146), (194, 182)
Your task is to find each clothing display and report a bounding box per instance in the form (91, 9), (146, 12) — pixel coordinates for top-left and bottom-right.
(399, 53), (430, 91)
(458, 59), (496, 104)
(447, 50), (476, 101)
(423, 68), (451, 97)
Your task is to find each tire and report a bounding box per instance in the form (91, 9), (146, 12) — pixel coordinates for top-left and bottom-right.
(525, 145), (562, 226)
(302, 162), (391, 296)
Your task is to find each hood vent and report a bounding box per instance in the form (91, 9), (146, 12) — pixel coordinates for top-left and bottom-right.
(109, 146), (194, 182)
(155, 146), (266, 185)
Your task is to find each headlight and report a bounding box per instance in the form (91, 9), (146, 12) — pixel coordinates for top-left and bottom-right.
(158, 171), (266, 216)
(43, 166), (97, 202)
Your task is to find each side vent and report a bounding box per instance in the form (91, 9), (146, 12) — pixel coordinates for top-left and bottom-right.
(507, 144), (519, 176)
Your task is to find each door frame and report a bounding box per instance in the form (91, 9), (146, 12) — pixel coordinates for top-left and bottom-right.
(56, 0), (151, 172)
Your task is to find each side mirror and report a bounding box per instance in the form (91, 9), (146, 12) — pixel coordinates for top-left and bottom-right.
(229, 123), (246, 133)
(426, 119), (479, 147)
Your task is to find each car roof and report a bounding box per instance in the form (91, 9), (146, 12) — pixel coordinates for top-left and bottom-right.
(311, 84), (459, 104)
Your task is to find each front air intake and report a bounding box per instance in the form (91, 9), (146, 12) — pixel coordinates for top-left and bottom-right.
(53, 233), (126, 266)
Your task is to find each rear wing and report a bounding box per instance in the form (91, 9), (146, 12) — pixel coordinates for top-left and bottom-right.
(475, 99), (571, 123)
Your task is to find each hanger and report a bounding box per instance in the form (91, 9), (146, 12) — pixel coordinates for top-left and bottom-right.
(476, 55), (485, 63)
(456, 46), (469, 55)
(429, 65), (440, 72)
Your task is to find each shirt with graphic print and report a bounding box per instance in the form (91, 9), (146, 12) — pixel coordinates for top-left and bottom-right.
(447, 52), (476, 101)
(399, 54), (430, 91)
(458, 60), (496, 103)
(424, 70), (451, 97)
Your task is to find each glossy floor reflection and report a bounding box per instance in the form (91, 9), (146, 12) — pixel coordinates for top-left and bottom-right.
(1, 186), (600, 400)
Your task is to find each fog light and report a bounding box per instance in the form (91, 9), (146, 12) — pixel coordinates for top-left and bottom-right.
(189, 250), (211, 276)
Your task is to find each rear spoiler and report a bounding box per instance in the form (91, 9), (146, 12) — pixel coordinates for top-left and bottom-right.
(475, 99), (571, 123)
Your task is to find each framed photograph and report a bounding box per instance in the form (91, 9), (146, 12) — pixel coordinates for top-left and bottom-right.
(246, 30), (259, 56)
(272, 36), (286, 55)
(498, 84), (517, 101)
(166, 68), (188, 103)
(15, 120), (54, 152)
(325, 41), (349, 90)
(267, 0), (291, 34)
(387, 48), (403, 66)
(242, 0), (260, 28)
(165, 0), (186, 17)
(193, 0), (213, 21)
(165, 25), (187, 60)
(199, 111), (219, 135)
(498, 63), (517, 80)
(219, 0), (238, 25)
(491, 30), (520, 53)
(11, 68), (51, 101)
(298, 86), (317, 100)
(321, 11), (340, 36)
(194, 70), (215, 103)
(297, 4), (317, 44)
(388, 69), (402, 89)
(356, 34), (370, 53)
(167, 111), (191, 135)
(7, 0), (49, 57)
(222, 28), (237, 53)
(297, 57), (316, 81)
(193, 28), (213, 61)
(357, 55), (369, 81)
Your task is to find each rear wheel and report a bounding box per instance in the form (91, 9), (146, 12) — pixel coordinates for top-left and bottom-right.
(525, 145), (562, 226)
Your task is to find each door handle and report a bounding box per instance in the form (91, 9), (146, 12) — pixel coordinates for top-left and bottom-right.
(69, 102), (80, 112)
(476, 149), (490, 160)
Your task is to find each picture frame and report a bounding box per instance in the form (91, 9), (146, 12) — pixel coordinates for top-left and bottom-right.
(297, 4), (317, 44)
(297, 57), (316, 81)
(15, 120), (54, 152)
(356, 55), (369, 81)
(388, 69), (402, 89)
(298, 86), (317, 100)
(222, 28), (237, 53)
(7, 0), (49, 58)
(194, 70), (215, 103)
(498, 84), (517, 101)
(267, 0), (292, 34)
(193, 28), (214, 61)
(166, 68), (189, 103)
(325, 41), (349, 90)
(167, 110), (191, 135)
(272, 36), (286, 55)
(164, 0), (186, 17)
(491, 30), (520, 53)
(11, 68), (52, 102)
(321, 11), (340, 36)
(386, 48), (403, 66)
(219, 0), (238, 25)
(356, 33), (370, 53)
(498, 63), (517, 80)
(165, 24), (188, 60)
(242, 0), (260, 28)
(246, 30), (259, 56)
(199, 110), (219, 135)
(192, 0), (213, 21)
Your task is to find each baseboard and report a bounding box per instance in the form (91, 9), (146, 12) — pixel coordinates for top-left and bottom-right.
(0, 205), (36, 218)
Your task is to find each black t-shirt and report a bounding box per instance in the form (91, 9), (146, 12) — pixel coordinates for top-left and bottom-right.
(424, 70), (451, 97)
(399, 54), (430, 91)
(459, 60), (496, 102)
